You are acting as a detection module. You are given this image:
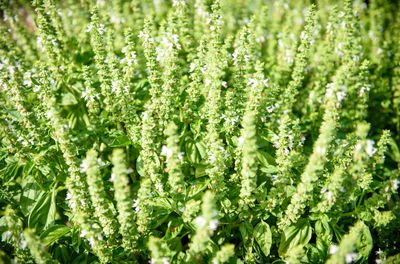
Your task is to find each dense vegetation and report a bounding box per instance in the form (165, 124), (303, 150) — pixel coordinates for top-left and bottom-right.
(1, 0), (400, 263)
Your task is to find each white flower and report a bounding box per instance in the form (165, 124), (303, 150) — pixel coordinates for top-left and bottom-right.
(221, 81), (227, 88)
(86, 24), (93, 32)
(155, 184), (163, 192)
(194, 216), (207, 227)
(5, 231), (12, 241)
(178, 152), (185, 160)
(162, 257), (170, 264)
(366, 140), (377, 157)
(209, 219), (219, 231)
(142, 111), (148, 120)
(126, 168), (134, 174)
(20, 239), (27, 249)
(189, 62), (196, 73)
(376, 248), (383, 255)
(315, 146), (326, 155)
(325, 88), (334, 98)
(345, 253), (358, 263)
(178, 207), (185, 212)
(97, 23), (105, 35)
(247, 78), (258, 88)
(355, 143), (362, 151)
(238, 137), (244, 145)
(161, 145), (173, 158)
(329, 244), (339, 254)
(393, 180), (399, 190)
(80, 230), (87, 237)
(336, 91), (346, 102)
(326, 191), (333, 200)
(80, 159), (88, 173)
(88, 237), (95, 247)
(110, 173), (115, 182)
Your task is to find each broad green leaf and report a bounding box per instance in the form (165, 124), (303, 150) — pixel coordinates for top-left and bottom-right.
(260, 165), (278, 174)
(256, 150), (276, 166)
(164, 218), (184, 240)
(239, 222), (253, 245)
(60, 92), (78, 105)
(40, 225), (71, 246)
(278, 219), (313, 257)
(315, 216), (333, 242)
(28, 189), (57, 231)
(108, 135), (131, 147)
(185, 140), (201, 164)
(356, 222), (373, 261)
(186, 177), (210, 198)
(136, 155), (145, 177)
(254, 221), (272, 256)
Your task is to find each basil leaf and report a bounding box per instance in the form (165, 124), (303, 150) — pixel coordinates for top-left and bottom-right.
(254, 220), (272, 257)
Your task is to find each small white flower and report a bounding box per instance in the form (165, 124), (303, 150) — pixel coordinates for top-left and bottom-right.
(238, 137), (244, 145)
(161, 145), (173, 158)
(366, 140), (377, 157)
(329, 244), (339, 254)
(162, 258), (170, 264)
(325, 88), (334, 98)
(393, 180), (399, 190)
(178, 207), (185, 212)
(376, 248), (383, 255)
(5, 231), (12, 241)
(247, 78), (258, 88)
(189, 62), (196, 73)
(336, 91), (346, 102)
(110, 173), (115, 182)
(345, 253), (358, 263)
(88, 237), (95, 247)
(155, 184), (163, 192)
(86, 24), (93, 32)
(194, 216), (207, 227)
(80, 159), (88, 173)
(97, 23), (105, 35)
(178, 152), (185, 160)
(126, 168), (134, 174)
(142, 111), (148, 120)
(209, 219), (219, 231)
(355, 144), (362, 151)
(221, 81), (227, 88)
(20, 239), (27, 249)
(326, 191), (333, 200)
(80, 231), (87, 237)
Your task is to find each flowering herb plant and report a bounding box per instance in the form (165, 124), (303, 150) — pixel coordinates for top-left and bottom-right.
(0, 0), (400, 263)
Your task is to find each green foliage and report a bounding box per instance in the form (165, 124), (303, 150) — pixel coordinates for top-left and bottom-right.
(0, 0), (400, 263)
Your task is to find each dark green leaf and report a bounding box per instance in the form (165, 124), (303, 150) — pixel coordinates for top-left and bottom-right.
(40, 225), (71, 246)
(254, 221), (272, 256)
(278, 219), (313, 257)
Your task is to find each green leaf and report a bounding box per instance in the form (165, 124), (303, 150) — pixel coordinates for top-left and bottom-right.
(315, 216), (333, 242)
(254, 221), (272, 257)
(108, 135), (131, 147)
(60, 92), (78, 105)
(356, 222), (373, 261)
(260, 165), (278, 174)
(28, 189), (57, 232)
(186, 177), (210, 198)
(278, 219), (313, 257)
(40, 225), (71, 246)
(256, 150), (276, 166)
(136, 155), (145, 177)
